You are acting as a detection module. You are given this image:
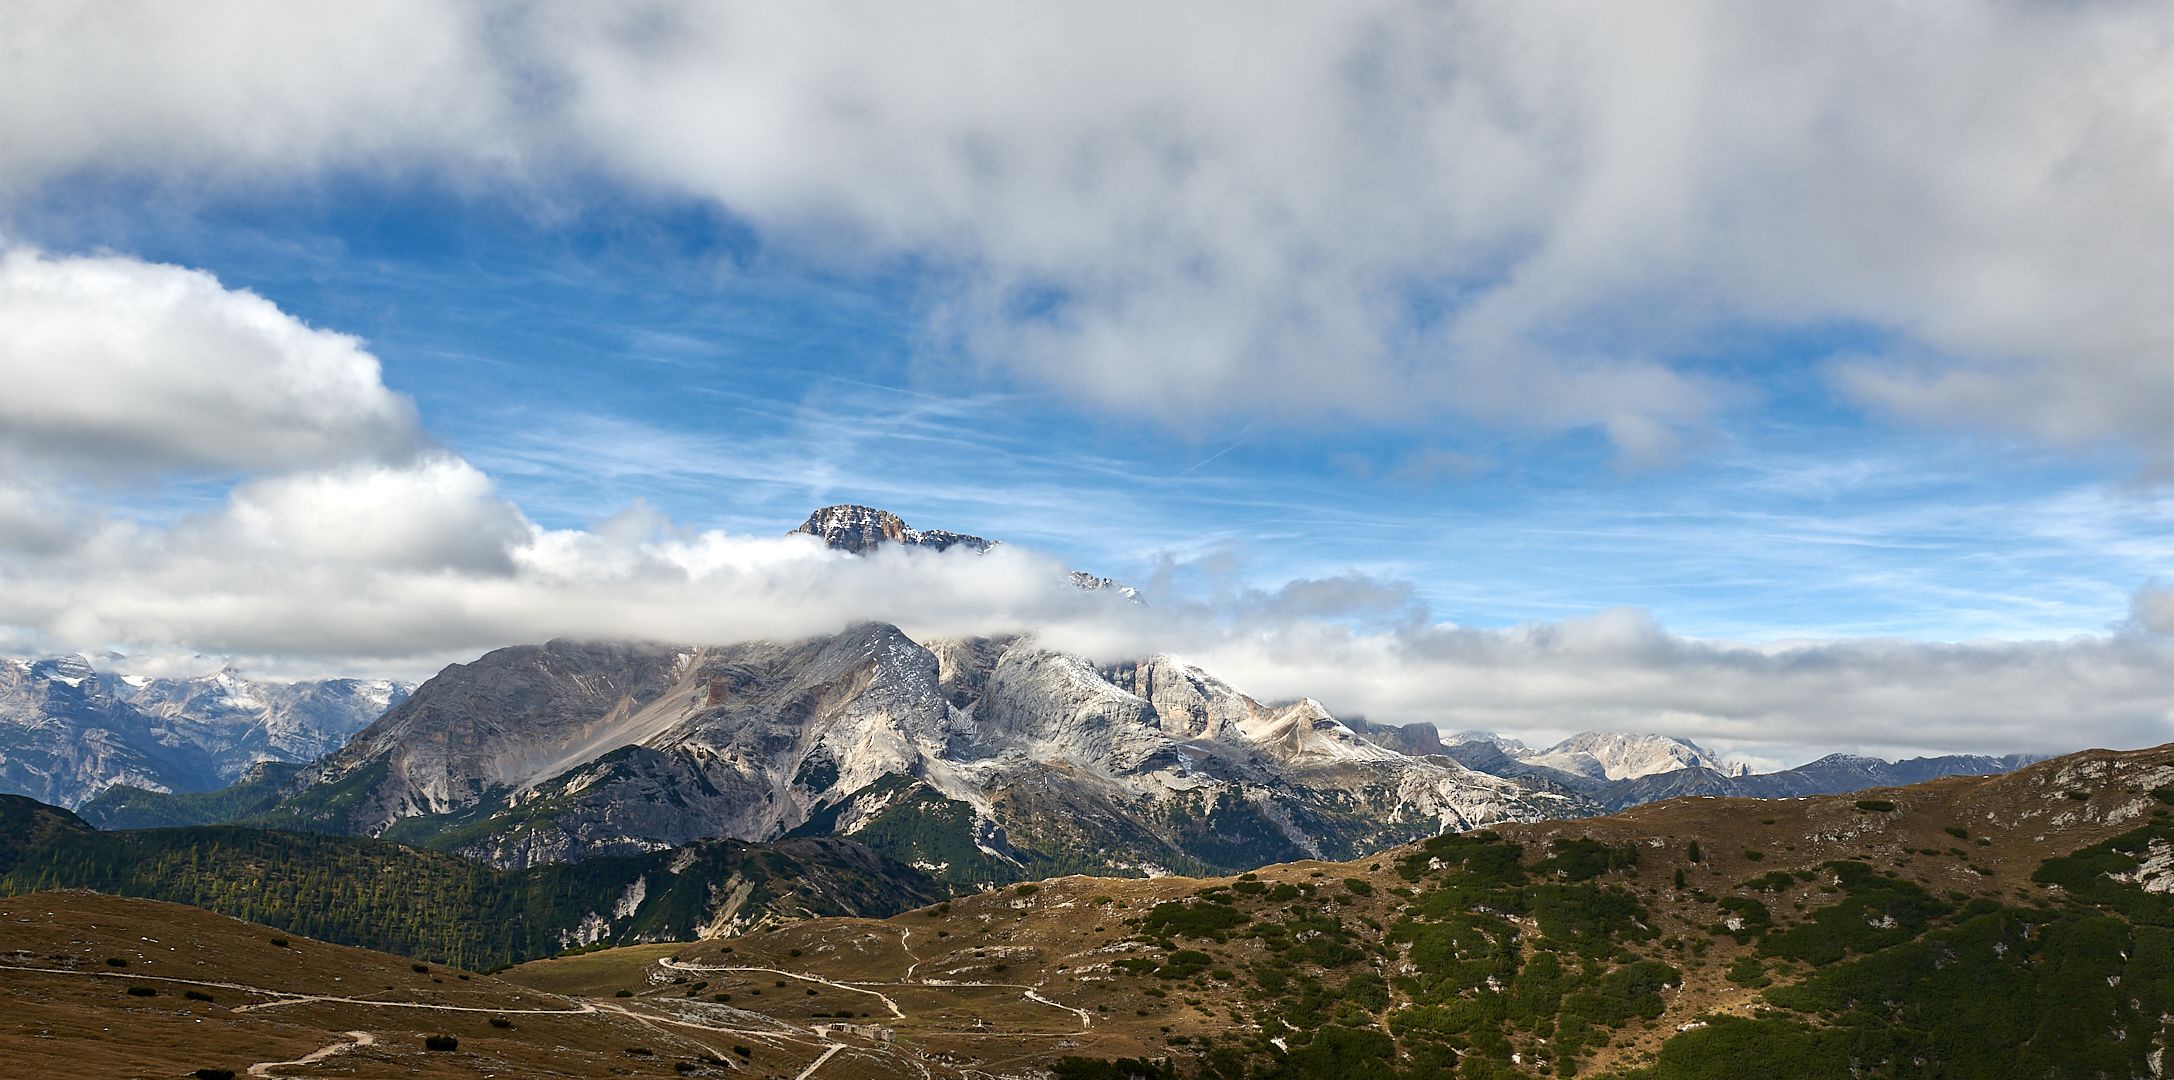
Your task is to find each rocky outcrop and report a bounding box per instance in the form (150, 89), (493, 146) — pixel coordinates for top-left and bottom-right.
(790, 504), (995, 554)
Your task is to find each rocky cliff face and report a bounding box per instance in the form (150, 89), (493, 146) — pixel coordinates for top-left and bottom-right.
(0, 656), (407, 808)
(790, 504), (995, 554)
(257, 626), (1587, 877)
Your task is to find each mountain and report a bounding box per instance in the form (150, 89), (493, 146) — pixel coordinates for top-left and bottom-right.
(75, 759), (307, 829)
(238, 625), (1585, 878)
(498, 739), (2174, 1080)
(1580, 750), (2048, 811)
(1512, 730), (1752, 781)
(793, 503), (1143, 601)
(0, 792), (942, 970)
(1435, 729), (2044, 810)
(8, 741), (2168, 1079)
(0, 655), (409, 808)
(791, 504), (996, 554)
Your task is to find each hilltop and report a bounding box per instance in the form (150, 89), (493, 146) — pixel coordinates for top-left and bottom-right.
(11, 740), (2171, 1078)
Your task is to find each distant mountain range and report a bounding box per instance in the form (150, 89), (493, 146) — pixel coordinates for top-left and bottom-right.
(0, 655), (408, 808)
(1414, 728), (2042, 811)
(12, 506), (2051, 886)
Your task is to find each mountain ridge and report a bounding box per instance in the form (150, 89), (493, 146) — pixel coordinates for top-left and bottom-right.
(238, 623), (1583, 878)
(0, 655), (408, 808)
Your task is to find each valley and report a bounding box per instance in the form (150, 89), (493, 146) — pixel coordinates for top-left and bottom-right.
(6, 741), (2169, 1078)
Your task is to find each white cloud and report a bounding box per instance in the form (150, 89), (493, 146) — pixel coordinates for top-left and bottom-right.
(0, 247), (422, 476)
(2132, 581), (2174, 636)
(3, 2), (2164, 463)
(1109, 606), (2174, 763)
(0, 0), (512, 192)
(224, 455), (531, 574)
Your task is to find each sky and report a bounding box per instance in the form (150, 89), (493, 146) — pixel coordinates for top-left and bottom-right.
(0, 1), (2168, 769)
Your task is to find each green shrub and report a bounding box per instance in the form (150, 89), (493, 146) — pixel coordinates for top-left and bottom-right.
(126, 986), (156, 997)
(423, 1035), (457, 1051)
(1051, 1056), (1175, 1080)
(194, 1070), (236, 1080)
(184, 990), (214, 1002)
(1343, 878), (1374, 896)
(1142, 900), (1247, 939)
(488, 1016), (512, 1029)
(614, 989), (634, 997)
(1854, 800), (1895, 813)
(1944, 826), (1969, 839)
(1016, 883), (1040, 896)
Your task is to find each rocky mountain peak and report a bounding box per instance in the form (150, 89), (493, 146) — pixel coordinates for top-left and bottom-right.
(789, 505), (995, 555)
(1516, 730), (1751, 781)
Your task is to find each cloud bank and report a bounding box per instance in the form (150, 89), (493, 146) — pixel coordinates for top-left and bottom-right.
(3, 1), (2166, 466)
(1, 248), (2168, 765)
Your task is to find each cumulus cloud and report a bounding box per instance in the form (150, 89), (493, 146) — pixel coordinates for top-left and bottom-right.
(0, 247), (422, 476)
(2131, 581), (2174, 636)
(3, 2), (2165, 463)
(0, 0), (512, 191)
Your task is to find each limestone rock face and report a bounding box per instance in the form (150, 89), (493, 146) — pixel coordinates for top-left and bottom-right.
(259, 626), (1588, 877)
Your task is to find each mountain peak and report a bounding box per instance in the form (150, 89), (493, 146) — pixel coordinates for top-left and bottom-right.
(789, 505), (996, 555)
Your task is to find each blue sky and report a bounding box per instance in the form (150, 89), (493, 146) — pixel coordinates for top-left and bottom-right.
(25, 175), (2156, 644)
(0, 2), (2166, 763)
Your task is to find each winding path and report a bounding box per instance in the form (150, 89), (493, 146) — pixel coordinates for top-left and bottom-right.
(247, 1030), (374, 1077)
(1022, 989), (1092, 1029)
(660, 959), (907, 1020)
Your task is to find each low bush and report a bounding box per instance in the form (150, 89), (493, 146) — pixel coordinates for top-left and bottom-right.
(423, 1035), (458, 1051)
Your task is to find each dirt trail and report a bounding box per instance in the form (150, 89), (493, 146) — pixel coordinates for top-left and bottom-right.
(660, 959), (907, 1020)
(1021, 989), (1091, 1028)
(247, 1029), (374, 1077)
(791, 1042), (845, 1080)
(0, 962), (596, 1017)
